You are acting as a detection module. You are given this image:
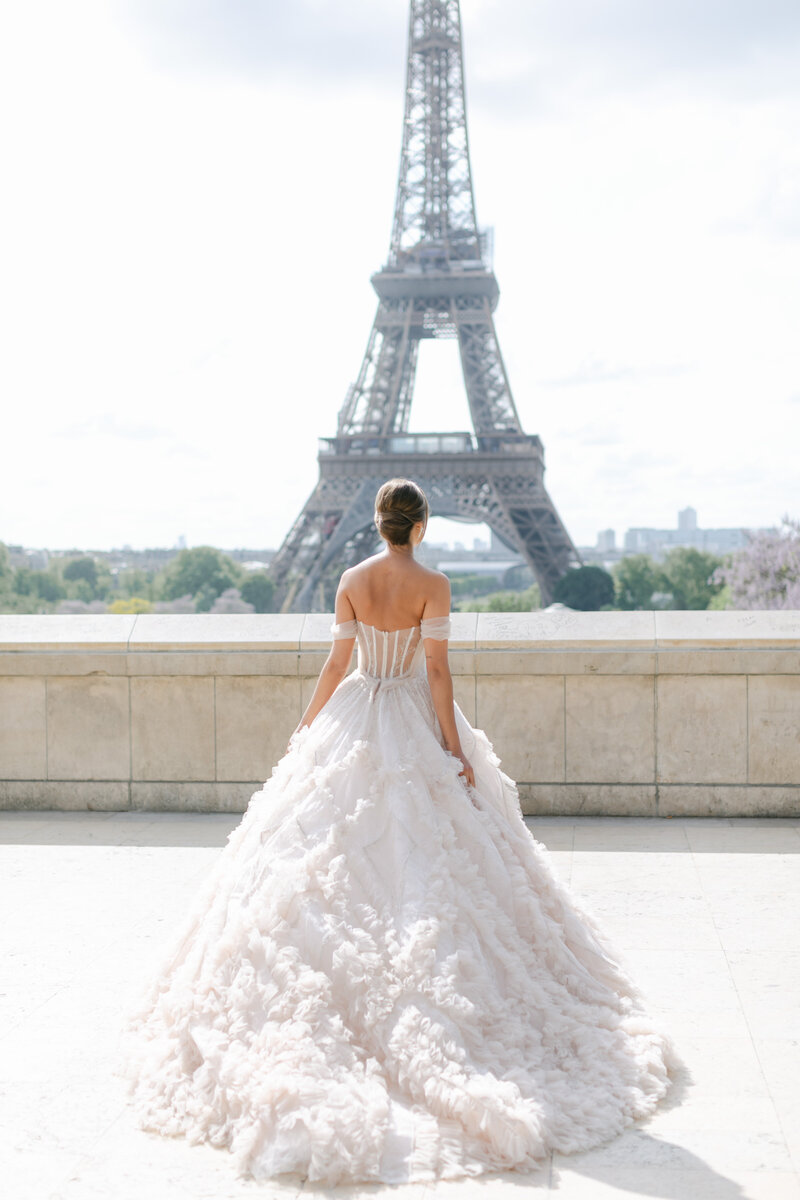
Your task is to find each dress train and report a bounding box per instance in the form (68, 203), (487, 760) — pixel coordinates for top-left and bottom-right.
(114, 616), (681, 1183)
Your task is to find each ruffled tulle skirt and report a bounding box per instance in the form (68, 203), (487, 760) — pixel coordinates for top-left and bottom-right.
(113, 668), (681, 1184)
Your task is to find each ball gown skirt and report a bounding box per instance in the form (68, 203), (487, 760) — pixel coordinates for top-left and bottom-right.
(114, 615), (681, 1185)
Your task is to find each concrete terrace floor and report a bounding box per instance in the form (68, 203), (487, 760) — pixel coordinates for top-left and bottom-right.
(2, 812), (799, 1200)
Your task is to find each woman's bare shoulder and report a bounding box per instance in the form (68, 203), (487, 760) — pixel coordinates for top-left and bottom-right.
(415, 561), (450, 585)
(340, 553), (384, 583)
(416, 563), (451, 605)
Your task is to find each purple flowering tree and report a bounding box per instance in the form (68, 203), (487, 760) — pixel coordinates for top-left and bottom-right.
(152, 594), (196, 613)
(715, 517), (800, 609)
(56, 599), (109, 614)
(210, 588), (255, 614)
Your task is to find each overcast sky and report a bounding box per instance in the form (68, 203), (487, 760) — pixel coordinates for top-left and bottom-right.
(1, 0), (798, 552)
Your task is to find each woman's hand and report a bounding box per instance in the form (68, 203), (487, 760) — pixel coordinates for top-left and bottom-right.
(458, 754), (475, 789)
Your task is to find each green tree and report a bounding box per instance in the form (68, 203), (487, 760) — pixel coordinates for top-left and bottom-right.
(661, 547), (723, 610)
(13, 566), (35, 596)
(467, 583), (541, 612)
(613, 555), (666, 610)
(193, 582), (220, 612)
(240, 571), (276, 613)
(117, 567), (153, 600)
(14, 567), (66, 607)
(0, 542), (13, 592)
(554, 565), (615, 611)
(0, 545), (26, 614)
(63, 556), (99, 588)
(157, 547), (244, 609)
(447, 572), (504, 599)
(72, 579), (95, 604)
(707, 584), (732, 610)
(34, 571), (67, 604)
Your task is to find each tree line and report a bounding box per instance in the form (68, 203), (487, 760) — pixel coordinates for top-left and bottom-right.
(0, 545), (275, 615)
(1, 519), (798, 614)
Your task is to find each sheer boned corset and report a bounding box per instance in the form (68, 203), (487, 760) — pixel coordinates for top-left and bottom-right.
(330, 616), (451, 680)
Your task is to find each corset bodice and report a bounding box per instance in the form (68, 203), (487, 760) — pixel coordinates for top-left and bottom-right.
(330, 616), (451, 680)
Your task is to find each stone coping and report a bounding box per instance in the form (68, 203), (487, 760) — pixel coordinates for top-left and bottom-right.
(1, 609), (798, 653)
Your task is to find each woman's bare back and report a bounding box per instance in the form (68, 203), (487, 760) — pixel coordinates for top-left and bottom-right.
(337, 550), (449, 631)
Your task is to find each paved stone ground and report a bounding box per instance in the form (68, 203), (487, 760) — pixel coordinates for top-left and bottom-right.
(1, 812), (799, 1200)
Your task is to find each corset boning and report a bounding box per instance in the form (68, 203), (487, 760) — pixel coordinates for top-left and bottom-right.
(356, 624), (425, 680)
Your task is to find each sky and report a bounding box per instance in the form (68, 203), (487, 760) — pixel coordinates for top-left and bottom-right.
(1, 0), (798, 553)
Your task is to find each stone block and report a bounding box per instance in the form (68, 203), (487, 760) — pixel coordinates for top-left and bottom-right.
(128, 613), (304, 651)
(130, 781), (256, 813)
(0, 652), (128, 677)
(46, 677), (129, 780)
(131, 677), (215, 781)
(657, 675), (747, 784)
(475, 675), (564, 782)
(475, 648), (657, 676)
(657, 785), (800, 818)
(655, 649), (798, 675)
(0, 677), (46, 779)
(453, 675), (476, 725)
(476, 609), (656, 649)
(748, 675), (800, 784)
(566, 675), (655, 783)
(0, 780), (129, 810)
(518, 783), (657, 817)
(299, 612), (339, 650)
(449, 611), (478, 648)
(655, 609), (800, 648)
(0, 614), (135, 650)
(444, 648), (475, 676)
(127, 650), (299, 677)
(215, 676), (302, 781)
(298, 650), (351, 679)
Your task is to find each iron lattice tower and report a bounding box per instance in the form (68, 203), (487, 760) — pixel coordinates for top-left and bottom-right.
(270, 0), (580, 611)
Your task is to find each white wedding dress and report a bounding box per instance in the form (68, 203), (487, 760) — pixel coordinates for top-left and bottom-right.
(115, 615), (680, 1184)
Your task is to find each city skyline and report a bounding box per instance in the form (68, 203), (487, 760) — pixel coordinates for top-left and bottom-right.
(1, 1), (798, 553)
(4, 503), (765, 561)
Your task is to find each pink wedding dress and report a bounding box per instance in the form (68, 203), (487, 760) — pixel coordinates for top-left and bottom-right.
(114, 615), (679, 1184)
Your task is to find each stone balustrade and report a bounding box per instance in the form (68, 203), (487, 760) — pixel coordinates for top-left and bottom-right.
(1, 610), (798, 816)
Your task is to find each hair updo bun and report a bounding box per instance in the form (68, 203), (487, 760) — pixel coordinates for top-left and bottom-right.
(374, 478), (429, 546)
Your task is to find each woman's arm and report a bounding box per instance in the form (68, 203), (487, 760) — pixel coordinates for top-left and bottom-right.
(290, 578), (356, 741)
(422, 578), (475, 788)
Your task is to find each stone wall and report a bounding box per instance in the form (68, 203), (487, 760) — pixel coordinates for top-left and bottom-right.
(1, 611), (798, 816)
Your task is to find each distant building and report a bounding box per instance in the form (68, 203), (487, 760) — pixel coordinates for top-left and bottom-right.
(596, 529), (616, 553)
(6, 545), (49, 570)
(624, 509), (749, 558)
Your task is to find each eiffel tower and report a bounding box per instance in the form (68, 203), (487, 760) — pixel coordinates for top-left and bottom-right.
(271, 0), (580, 612)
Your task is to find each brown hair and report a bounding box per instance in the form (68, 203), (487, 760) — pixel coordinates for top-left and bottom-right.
(374, 478), (429, 546)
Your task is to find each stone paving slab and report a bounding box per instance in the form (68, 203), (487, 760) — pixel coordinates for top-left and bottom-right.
(1, 812), (799, 1200)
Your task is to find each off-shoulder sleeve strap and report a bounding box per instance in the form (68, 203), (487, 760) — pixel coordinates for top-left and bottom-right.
(420, 615), (451, 640)
(330, 619), (358, 640)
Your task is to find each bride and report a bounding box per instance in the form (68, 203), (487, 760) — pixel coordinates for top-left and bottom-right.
(115, 478), (680, 1185)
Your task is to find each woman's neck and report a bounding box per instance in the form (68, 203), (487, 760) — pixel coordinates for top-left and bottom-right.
(383, 540), (415, 559)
